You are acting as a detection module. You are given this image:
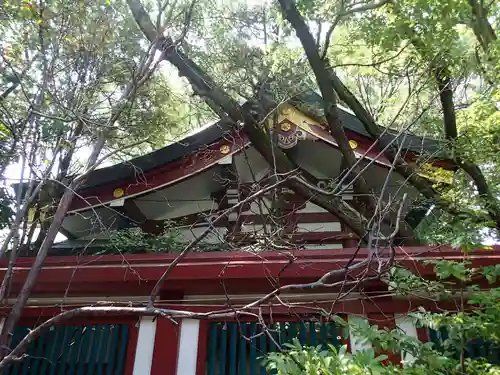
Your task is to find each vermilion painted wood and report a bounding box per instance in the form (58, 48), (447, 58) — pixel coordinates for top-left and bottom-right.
(416, 327), (429, 342)
(20, 249), (500, 277)
(341, 217), (359, 248)
(69, 125), (453, 213)
(2, 246), (499, 297)
(151, 318), (180, 375)
(367, 313), (400, 365)
(4, 246), (487, 374)
(124, 321), (139, 375)
(69, 133), (248, 212)
(6, 246), (496, 267)
(196, 320), (209, 375)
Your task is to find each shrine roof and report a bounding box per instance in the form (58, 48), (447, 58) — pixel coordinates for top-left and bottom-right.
(81, 118), (233, 190)
(79, 93), (447, 191)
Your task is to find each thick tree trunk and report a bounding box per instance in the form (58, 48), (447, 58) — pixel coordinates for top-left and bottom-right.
(126, 0), (416, 242)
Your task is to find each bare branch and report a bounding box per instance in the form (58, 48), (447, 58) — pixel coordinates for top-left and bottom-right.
(278, 0), (377, 216)
(0, 38), (165, 350)
(321, 0), (392, 59)
(147, 170), (299, 308)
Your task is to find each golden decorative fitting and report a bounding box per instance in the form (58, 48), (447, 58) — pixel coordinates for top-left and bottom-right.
(113, 188), (125, 198)
(280, 122), (292, 132)
(27, 207), (36, 224)
(348, 140), (358, 149)
(281, 107), (291, 116)
(220, 144), (231, 154)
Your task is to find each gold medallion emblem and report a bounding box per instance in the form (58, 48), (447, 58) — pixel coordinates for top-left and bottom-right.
(220, 144), (231, 154)
(113, 188), (125, 198)
(280, 122), (292, 132)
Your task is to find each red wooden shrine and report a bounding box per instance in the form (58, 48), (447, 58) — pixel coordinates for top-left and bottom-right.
(3, 98), (498, 375)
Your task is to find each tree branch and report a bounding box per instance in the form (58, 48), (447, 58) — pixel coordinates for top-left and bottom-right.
(391, 7), (500, 230)
(436, 67), (500, 229)
(0, 38), (165, 354)
(321, 0), (392, 59)
(147, 171), (298, 308)
(467, 0), (497, 52)
(126, 0), (376, 239)
(277, 0), (378, 217)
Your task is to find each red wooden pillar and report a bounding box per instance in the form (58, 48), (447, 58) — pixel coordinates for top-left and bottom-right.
(416, 326), (429, 342)
(196, 320), (209, 375)
(151, 317), (181, 375)
(367, 313), (401, 365)
(123, 320), (140, 375)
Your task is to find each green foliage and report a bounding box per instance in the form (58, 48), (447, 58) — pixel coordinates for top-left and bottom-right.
(481, 264), (500, 284)
(388, 266), (448, 299)
(102, 225), (185, 254)
(427, 259), (472, 281)
(0, 0), (202, 173)
(1, 0), (498, 250)
(101, 224), (233, 254)
(416, 208), (497, 249)
(0, 0), (217, 254)
(269, 236), (500, 374)
(266, 340), (395, 375)
(0, 188), (13, 230)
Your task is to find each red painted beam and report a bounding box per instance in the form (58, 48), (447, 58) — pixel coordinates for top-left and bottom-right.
(68, 124), (453, 214)
(1, 245), (467, 267)
(4, 245), (498, 269)
(2, 246), (498, 297)
(69, 133), (248, 212)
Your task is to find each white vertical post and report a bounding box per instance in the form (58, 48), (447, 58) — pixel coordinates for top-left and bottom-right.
(176, 319), (200, 375)
(132, 317), (157, 375)
(395, 315), (419, 365)
(348, 315), (371, 353)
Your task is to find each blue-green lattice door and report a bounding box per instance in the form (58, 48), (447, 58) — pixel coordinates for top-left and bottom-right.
(206, 320), (342, 375)
(5, 324), (129, 375)
(429, 327), (500, 365)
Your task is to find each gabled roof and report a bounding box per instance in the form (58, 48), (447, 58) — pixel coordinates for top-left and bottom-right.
(292, 92), (446, 155)
(82, 119), (234, 190)
(79, 93), (448, 191)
